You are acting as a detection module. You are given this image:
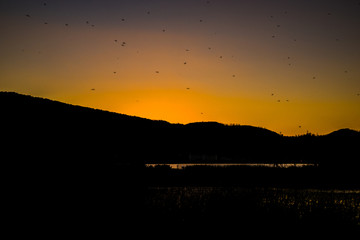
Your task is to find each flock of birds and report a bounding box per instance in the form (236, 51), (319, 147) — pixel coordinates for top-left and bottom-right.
(20, 1), (360, 129)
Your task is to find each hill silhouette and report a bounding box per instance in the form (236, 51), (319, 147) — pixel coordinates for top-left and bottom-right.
(2, 91), (359, 168)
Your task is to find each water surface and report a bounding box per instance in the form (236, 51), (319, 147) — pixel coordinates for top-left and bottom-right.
(146, 163), (316, 169)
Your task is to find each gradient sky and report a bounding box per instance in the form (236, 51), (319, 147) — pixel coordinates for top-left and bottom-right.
(1, 0), (360, 135)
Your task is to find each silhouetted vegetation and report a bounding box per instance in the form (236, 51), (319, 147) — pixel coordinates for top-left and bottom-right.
(145, 186), (360, 234)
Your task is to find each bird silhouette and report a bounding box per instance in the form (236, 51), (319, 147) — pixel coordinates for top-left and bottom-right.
(184, 62), (187, 65)
(186, 88), (190, 90)
(155, 71), (159, 73)
(91, 88), (95, 91)
(25, 14), (31, 18)
(65, 23), (69, 26)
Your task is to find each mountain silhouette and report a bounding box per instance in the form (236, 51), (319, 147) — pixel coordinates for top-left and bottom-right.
(2, 91), (359, 168)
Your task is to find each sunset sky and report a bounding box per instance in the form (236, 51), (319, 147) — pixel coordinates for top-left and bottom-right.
(1, 0), (359, 135)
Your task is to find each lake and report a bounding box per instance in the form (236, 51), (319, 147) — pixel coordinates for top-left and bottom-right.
(145, 163), (317, 169)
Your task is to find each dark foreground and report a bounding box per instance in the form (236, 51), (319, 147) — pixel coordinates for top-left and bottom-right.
(4, 164), (360, 237)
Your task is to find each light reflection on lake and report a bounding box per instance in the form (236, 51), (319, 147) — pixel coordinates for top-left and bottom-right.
(145, 163), (317, 169)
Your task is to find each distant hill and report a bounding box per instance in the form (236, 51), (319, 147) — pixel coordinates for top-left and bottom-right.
(1, 91), (359, 169)
(327, 128), (360, 137)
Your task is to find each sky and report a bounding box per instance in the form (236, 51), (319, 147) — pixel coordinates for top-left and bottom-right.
(1, 0), (360, 135)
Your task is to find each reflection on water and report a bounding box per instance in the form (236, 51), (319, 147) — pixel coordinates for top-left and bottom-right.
(146, 163), (317, 169)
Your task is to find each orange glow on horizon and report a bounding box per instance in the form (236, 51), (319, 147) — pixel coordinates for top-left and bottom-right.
(1, 1), (359, 136)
